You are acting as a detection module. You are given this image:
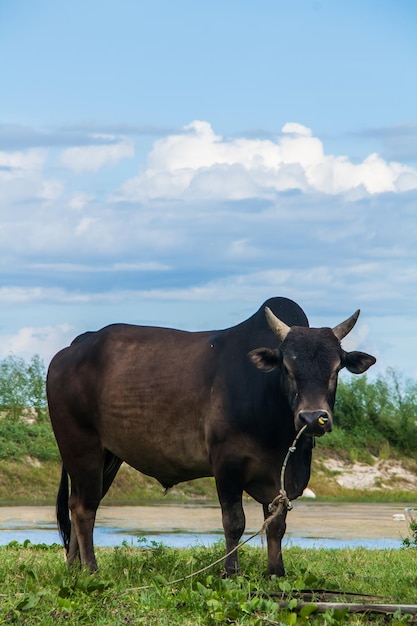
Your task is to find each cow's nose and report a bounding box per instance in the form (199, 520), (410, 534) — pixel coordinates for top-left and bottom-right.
(297, 410), (332, 435)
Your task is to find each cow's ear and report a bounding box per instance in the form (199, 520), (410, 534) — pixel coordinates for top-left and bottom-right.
(343, 350), (376, 374)
(248, 348), (281, 372)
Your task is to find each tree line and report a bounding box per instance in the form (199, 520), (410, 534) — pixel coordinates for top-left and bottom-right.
(0, 355), (416, 460)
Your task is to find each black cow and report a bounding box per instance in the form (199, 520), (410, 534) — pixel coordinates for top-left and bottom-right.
(47, 297), (376, 575)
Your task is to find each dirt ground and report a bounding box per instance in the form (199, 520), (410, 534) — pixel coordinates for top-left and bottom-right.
(320, 458), (417, 491)
(0, 501), (414, 541)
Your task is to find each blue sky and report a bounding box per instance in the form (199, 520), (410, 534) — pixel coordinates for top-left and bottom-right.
(1, 0), (417, 378)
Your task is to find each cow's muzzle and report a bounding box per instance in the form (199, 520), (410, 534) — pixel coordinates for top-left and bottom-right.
(296, 410), (332, 436)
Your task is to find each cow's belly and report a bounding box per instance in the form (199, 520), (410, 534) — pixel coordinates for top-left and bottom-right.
(99, 407), (211, 486)
(97, 367), (214, 485)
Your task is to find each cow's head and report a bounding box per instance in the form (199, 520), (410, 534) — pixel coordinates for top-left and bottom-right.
(248, 307), (376, 436)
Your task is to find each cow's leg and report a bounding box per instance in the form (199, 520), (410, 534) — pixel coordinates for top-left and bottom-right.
(68, 472), (102, 571)
(69, 502), (98, 570)
(66, 452), (121, 569)
(215, 471), (245, 576)
(67, 451), (122, 568)
(262, 503), (288, 577)
(59, 434), (106, 572)
(67, 522), (80, 566)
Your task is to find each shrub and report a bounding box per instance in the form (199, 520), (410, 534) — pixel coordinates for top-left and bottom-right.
(333, 369), (417, 455)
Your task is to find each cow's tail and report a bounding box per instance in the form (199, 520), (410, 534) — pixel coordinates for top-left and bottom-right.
(56, 465), (71, 553)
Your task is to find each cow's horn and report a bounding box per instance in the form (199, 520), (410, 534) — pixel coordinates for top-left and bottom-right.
(332, 309), (360, 340)
(265, 306), (291, 340)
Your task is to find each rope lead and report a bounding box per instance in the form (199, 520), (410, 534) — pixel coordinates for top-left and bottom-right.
(264, 424), (309, 525)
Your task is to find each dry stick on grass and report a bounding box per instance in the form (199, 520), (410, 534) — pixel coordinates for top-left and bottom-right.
(264, 590), (386, 600)
(278, 601), (417, 616)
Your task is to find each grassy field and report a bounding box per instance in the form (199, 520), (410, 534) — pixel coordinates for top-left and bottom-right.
(1, 540), (416, 625)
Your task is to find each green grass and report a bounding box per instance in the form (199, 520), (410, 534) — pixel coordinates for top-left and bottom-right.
(0, 418), (59, 462)
(0, 540), (416, 624)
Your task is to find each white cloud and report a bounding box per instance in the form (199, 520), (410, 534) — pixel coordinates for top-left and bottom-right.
(30, 261), (171, 272)
(40, 178), (64, 200)
(0, 324), (74, 362)
(120, 121), (417, 201)
(68, 192), (94, 210)
(228, 238), (262, 260)
(59, 135), (134, 173)
(0, 147), (46, 175)
(0, 287), (47, 304)
(75, 216), (97, 235)
(1, 120), (417, 378)
(0, 286), (101, 305)
(0, 260), (407, 313)
(0, 147), (63, 206)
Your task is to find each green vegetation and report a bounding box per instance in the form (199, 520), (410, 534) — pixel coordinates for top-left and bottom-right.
(0, 355), (417, 502)
(0, 355), (59, 463)
(402, 509), (417, 548)
(0, 540), (416, 624)
(327, 368), (417, 459)
(0, 354), (48, 420)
